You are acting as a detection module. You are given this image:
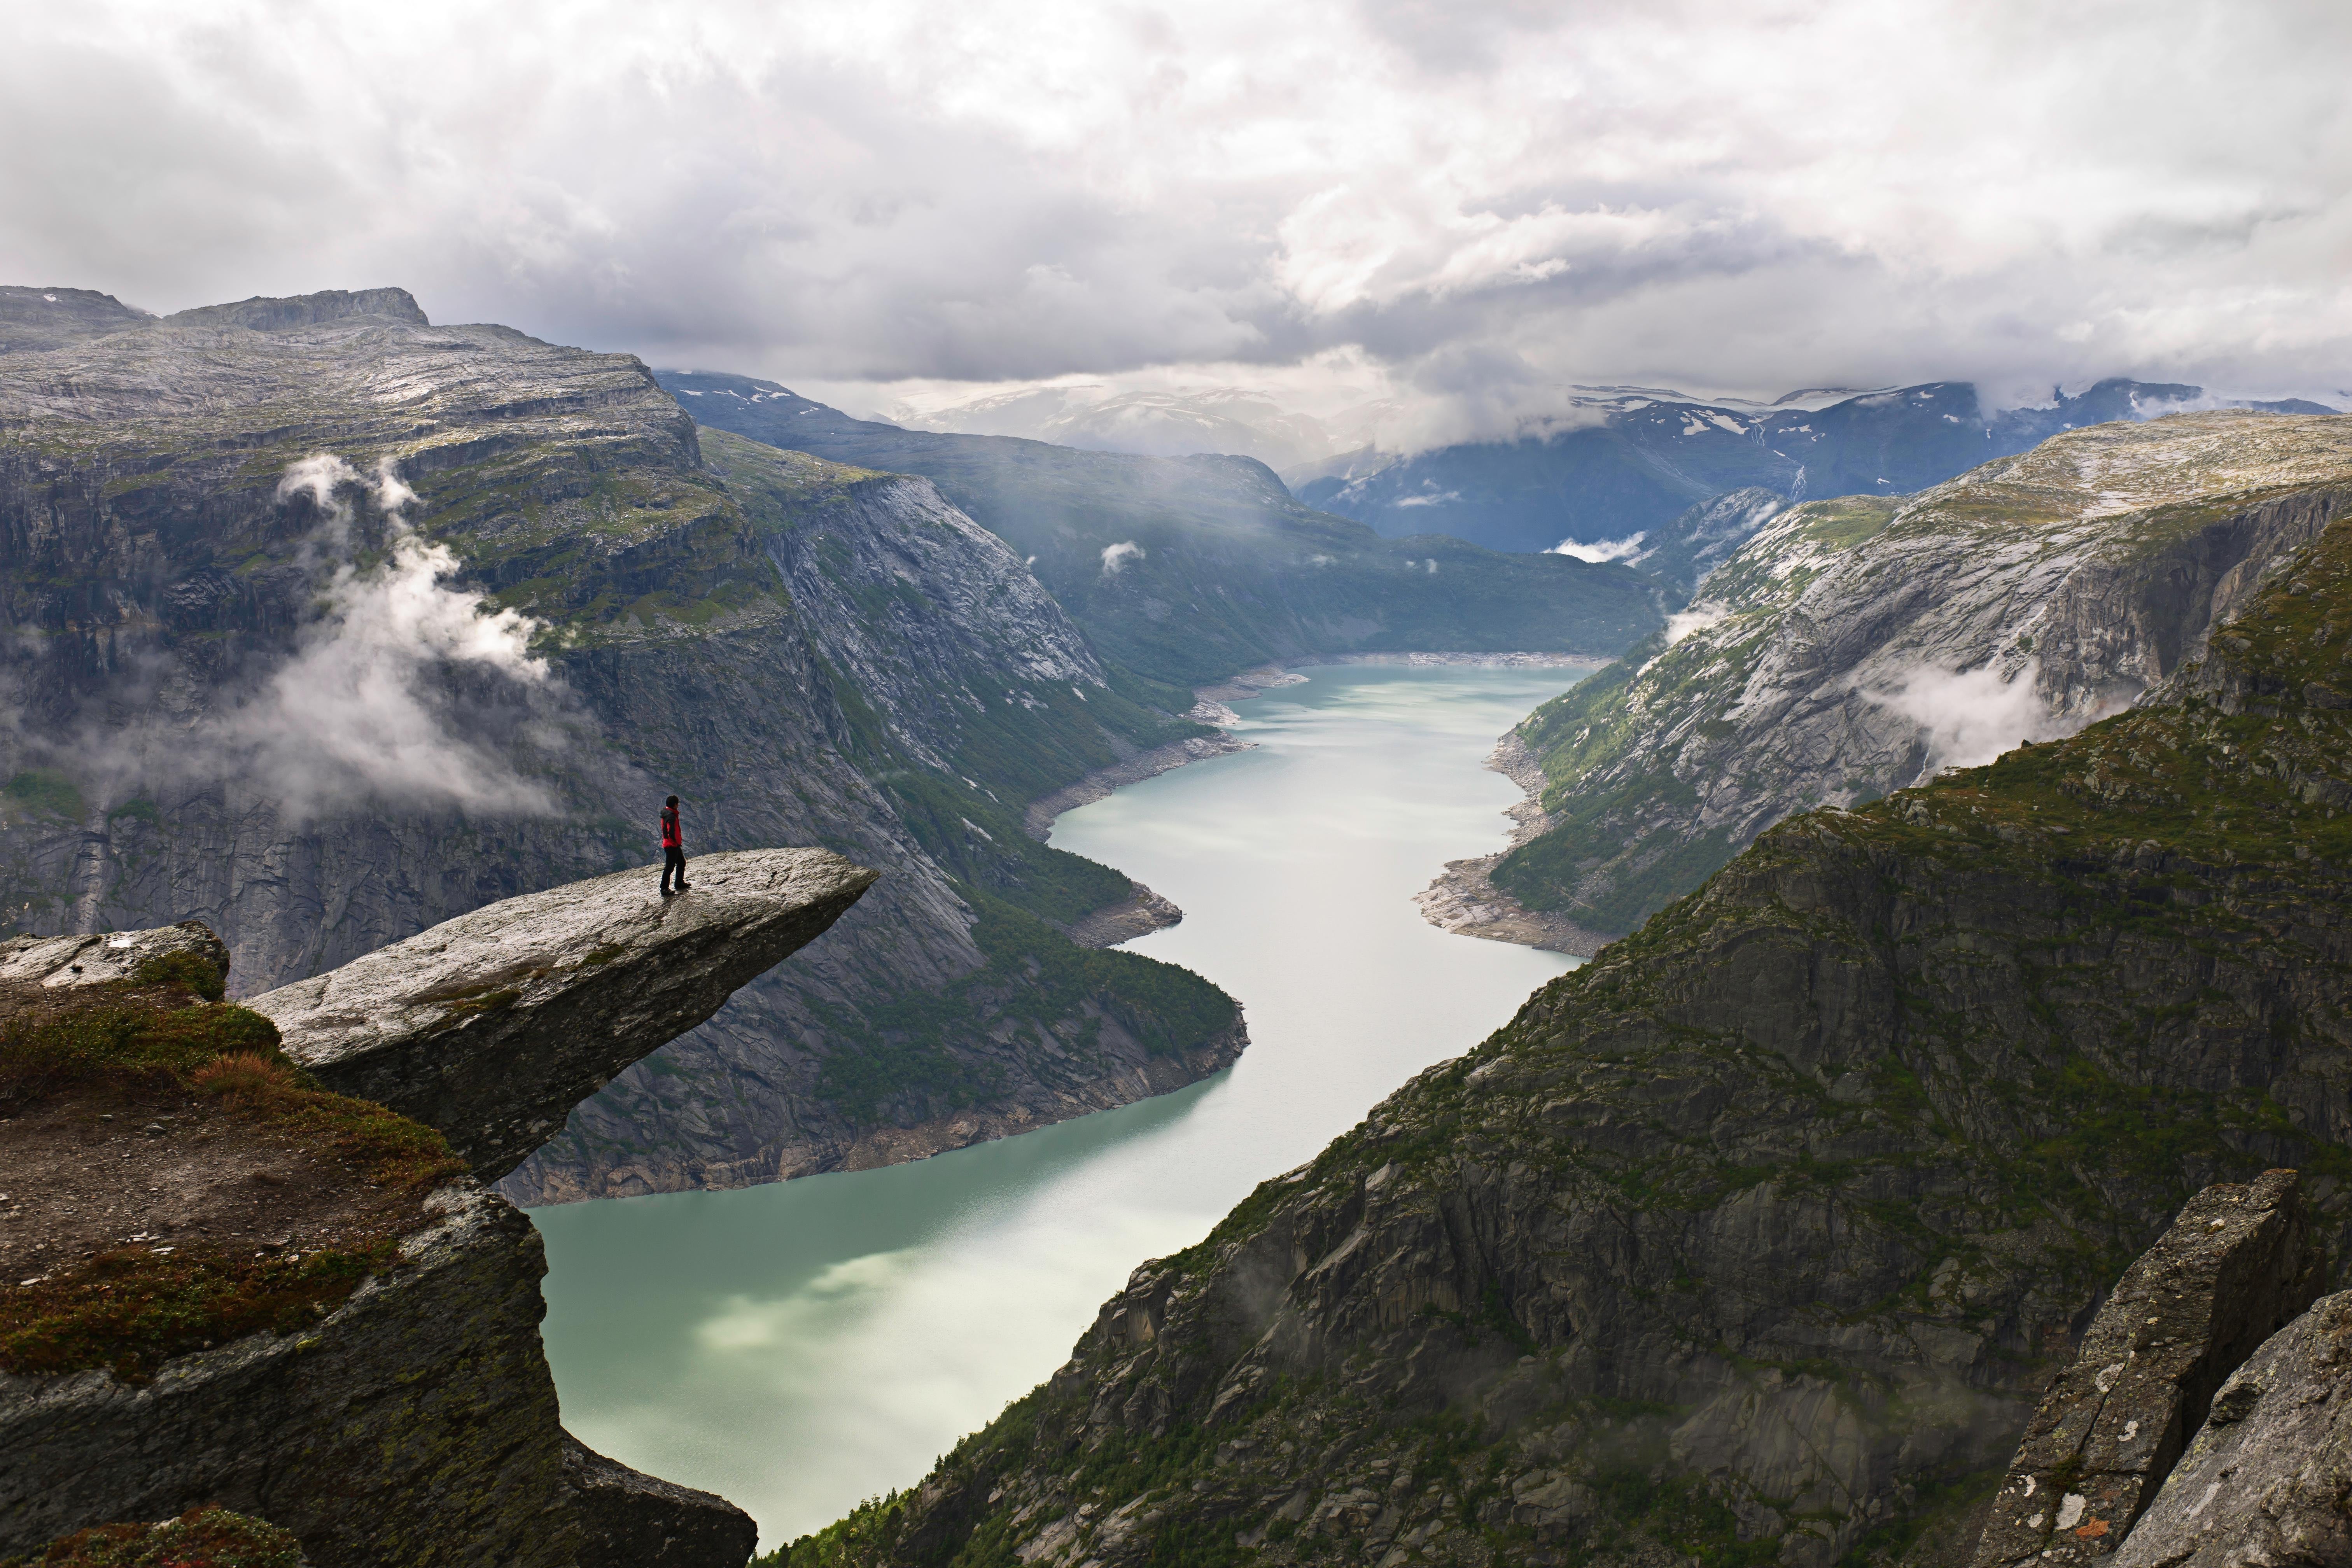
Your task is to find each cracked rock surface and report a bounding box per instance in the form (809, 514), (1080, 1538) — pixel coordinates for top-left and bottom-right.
(2113, 1290), (2352, 1568)
(250, 849), (876, 1182)
(1972, 1171), (2325, 1568)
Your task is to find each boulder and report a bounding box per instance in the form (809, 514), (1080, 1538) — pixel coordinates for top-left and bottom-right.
(248, 849), (876, 1181)
(0, 922), (228, 992)
(565, 1430), (759, 1568)
(2111, 1289), (2352, 1568)
(1971, 1170), (2326, 1568)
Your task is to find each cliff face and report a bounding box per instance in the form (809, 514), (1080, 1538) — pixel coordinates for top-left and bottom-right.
(794, 490), (2352, 1566)
(0, 285), (1241, 1206)
(1491, 413), (2352, 938)
(1, 857), (852, 1563)
(658, 372), (1663, 688)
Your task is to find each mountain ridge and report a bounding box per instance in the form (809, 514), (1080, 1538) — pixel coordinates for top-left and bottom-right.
(0, 285), (1252, 1207)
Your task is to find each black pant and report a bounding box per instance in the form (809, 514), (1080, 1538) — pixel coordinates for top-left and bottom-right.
(662, 846), (688, 892)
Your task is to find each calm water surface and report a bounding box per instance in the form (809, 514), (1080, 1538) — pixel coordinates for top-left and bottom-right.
(532, 664), (1586, 1549)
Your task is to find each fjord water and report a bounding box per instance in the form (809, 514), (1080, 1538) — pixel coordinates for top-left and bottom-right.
(531, 664), (1584, 1547)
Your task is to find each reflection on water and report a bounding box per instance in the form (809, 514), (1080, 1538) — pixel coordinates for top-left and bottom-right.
(531, 663), (1586, 1547)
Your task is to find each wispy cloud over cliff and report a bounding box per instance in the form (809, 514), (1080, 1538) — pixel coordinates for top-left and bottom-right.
(38, 455), (567, 822)
(1867, 660), (2078, 774)
(220, 455), (559, 818)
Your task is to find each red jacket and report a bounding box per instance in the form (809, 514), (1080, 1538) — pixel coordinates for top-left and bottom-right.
(660, 806), (682, 849)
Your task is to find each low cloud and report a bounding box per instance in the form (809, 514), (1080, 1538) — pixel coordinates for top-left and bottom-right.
(1866, 660), (2077, 772)
(59, 455), (566, 824)
(1100, 540), (1145, 576)
(1664, 604), (1727, 646)
(231, 458), (557, 818)
(1551, 532), (1646, 564)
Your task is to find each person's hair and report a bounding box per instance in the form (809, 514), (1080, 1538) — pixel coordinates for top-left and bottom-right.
(665, 795), (679, 807)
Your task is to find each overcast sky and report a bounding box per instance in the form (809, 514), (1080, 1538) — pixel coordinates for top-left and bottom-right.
(5, 0), (2347, 433)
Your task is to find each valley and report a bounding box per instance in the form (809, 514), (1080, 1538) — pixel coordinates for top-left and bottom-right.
(7, 282), (2352, 1568)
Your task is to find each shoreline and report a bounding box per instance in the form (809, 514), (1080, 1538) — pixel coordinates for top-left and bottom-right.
(1411, 731), (1617, 961)
(1031, 652), (1617, 956)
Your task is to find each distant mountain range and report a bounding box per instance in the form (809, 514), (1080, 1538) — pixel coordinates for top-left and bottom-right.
(886, 378), (2338, 557)
(660, 372), (1659, 686)
(884, 386), (1337, 471)
(1289, 380), (2341, 554)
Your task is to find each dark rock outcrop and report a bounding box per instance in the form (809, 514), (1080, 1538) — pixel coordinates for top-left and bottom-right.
(2112, 1291), (2352, 1568)
(1973, 1171), (2325, 1568)
(565, 1431), (759, 1568)
(2, 854), (859, 1564)
(0, 1186), (581, 1566)
(250, 849), (876, 1181)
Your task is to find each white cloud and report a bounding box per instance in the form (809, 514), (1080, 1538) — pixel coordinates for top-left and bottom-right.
(1866, 660), (2079, 772)
(1664, 605), (1726, 646)
(85, 455), (565, 822)
(1100, 540), (1145, 576)
(1551, 532), (1646, 564)
(3, 1), (2349, 436)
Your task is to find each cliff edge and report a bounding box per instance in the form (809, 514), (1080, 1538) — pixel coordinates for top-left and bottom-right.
(2, 849), (871, 1565)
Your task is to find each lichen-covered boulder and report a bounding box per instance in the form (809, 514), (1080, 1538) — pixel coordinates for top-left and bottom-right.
(1972, 1170), (2326, 1568)
(2112, 1289), (2352, 1568)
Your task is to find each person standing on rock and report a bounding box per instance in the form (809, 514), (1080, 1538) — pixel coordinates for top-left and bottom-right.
(660, 796), (691, 897)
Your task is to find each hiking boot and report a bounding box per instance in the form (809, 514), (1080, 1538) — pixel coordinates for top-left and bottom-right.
(676, 881), (692, 892)
(660, 886), (677, 898)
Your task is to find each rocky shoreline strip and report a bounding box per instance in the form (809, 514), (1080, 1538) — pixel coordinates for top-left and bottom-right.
(1413, 731), (1616, 958)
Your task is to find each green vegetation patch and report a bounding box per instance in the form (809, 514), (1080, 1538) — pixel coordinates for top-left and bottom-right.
(0, 1506), (307, 1568)
(4, 770), (87, 824)
(0, 967), (466, 1381)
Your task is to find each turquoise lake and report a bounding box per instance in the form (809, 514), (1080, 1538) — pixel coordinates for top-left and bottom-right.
(532, 662), (1587, 1549)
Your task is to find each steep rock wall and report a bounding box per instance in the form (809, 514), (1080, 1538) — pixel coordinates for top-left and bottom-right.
(0, 288), (1243, 1204)
(2, 1186), (581, 1566)
(793, 492), (2352, 1568)
(1491, 414), (2352, 938)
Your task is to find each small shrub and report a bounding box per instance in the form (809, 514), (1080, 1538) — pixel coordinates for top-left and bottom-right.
(135, 950), (226, 1001)
(0, 1504), (306, 1566)
(191, 1051), (298, 1105)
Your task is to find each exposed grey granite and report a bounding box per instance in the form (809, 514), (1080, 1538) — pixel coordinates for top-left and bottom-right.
(2113, 1290), (2352, 1568)
(1973, 1170), (2326, 1568)
(249, 849), (877, 1182)
(0, 920), (227, 991)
